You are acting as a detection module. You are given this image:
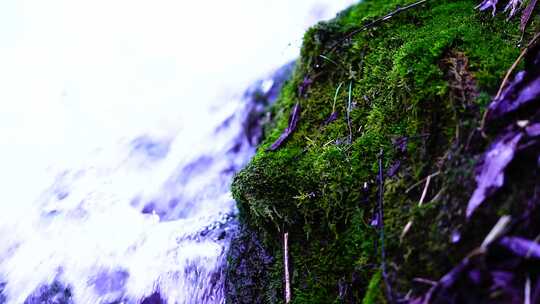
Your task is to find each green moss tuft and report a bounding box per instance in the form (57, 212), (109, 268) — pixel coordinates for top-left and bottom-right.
(229, 0), (528, 302)
(361, 271), (385, 304)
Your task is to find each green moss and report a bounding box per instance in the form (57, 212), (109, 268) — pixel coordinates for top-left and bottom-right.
(361, 271), (385, 304)
(230, 0), (526, 302)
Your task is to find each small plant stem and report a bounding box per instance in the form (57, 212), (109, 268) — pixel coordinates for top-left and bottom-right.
(284, 232), (291, 303)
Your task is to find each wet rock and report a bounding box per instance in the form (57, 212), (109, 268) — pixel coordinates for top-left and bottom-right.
(23, 281), (73, 304)
(225, 225), (275, 304)
(0, 282), (6, 304)
(140, 291), (165, 304)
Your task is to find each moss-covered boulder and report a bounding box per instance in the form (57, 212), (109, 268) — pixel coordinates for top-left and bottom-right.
(227, 0), (540, 302)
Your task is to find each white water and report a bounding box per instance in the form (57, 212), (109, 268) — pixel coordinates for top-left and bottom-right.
(0, 1), (356, 303)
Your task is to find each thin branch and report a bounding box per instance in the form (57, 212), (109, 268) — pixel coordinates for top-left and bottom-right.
(495, 32), (540, 100)
(284, 232), (291, 303)
(400, 220), (413, 243)
(525, 233), (540, 258)
(481, 215), (511, 250)
(413, 278), (438, 286)
(418, 174), (433, 206)
(401, 185), (444, 242)
(525, 275), (531, 304)
(347, 81), (353, 143)
(328, 0), (429, 53)
(405, 171), (440, 194)
(378, 150), (394, 303)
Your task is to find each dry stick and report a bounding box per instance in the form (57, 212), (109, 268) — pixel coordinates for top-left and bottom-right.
(328, 0), (429, 53)
(480, 32), (540, 130)
(401, 174), (434, 241)
(347, 82), (353, 144)
(481, 215), (511, 249)
(400, 221), (413, 243)
(405, 171), (440, 194)
(495, 32), (540, 100)
(418, 174), (433, 207)
(284, 232), (291, 303)
(378, 150), (394, 303)
(525, 233), (540, 258)
(525, 276), (531, 304)
(413, 278), (437, 286)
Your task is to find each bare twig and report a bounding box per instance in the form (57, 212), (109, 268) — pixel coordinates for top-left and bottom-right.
(328, 0), (429, 53)
(378, 150), (394, 303)
(524, 233), (540, 258)
(481, 215), (511, 250)
(405, 171), (440, 194)
(347, 81), (353, 143)
(284, 232), (291, 303)
(525, 275), (531, 304)
(400, 220), (413, 243)
(521, 0), (538, 33)
(418, 174), (433, 206)
(480, 32), (540, 130)
(495, 32), (540, 100)
(401, 184), (445, 242)
(413, 278), (438, 286)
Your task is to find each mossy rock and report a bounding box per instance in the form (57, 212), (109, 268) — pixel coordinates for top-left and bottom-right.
(227, 0), (537, 303)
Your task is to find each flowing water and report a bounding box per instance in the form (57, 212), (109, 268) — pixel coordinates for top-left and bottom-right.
(0, 1), (356, 303)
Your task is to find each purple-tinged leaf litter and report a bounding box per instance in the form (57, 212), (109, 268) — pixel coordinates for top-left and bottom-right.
(467, 269), (483, 285)
(323, 111), (339, 125)
(370, 213), (380, 227)
(392, 136), (409, 154)
(486, 71), (540, 123)
(503, 0), (523, 17)
(526, 123), (540, 137)
(521, 0), (538, 32)
(478, 0), (540, 31)
(439, 255), (472, 288)
(451, 230), (461, 243)
(298, 76), (313, 97)
(499, 236), (540, 259)
(466, 132), (523, 218)
(409, 35), (540, 304)
(268, 102), (301, 151)
(387, 161), (401, 177)
(476, 0), (499, 15)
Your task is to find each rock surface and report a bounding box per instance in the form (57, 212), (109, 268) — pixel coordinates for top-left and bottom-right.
(227, 0), (540, 303)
